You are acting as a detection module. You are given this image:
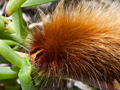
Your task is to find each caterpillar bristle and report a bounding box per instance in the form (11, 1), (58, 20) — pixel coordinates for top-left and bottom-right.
(29, 0), (120, 90)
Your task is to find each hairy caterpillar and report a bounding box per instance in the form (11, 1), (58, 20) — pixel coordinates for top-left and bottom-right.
(29, 0), (120, 90)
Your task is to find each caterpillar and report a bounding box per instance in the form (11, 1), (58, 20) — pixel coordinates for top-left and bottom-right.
(29, 0), (120, 90)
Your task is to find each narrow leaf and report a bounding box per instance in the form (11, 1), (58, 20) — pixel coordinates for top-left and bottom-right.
(12, 8), (28, 41)
(19, 56), (37, 90)
(22, 0), (59, 7)
(0, 15), (15, 33)
(0, 31), (21, 42)
(0, 67), (19, 79)
(0, 20), (6, 31)
(0, 40), (24, 68)
(1, 40), (17, 46)
(5, 0), (27, 17)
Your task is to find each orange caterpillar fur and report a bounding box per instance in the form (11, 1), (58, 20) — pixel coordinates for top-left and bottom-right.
(29, 1), (120, 90)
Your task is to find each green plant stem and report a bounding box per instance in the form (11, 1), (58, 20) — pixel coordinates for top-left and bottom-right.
(18, 56), (37, 90)
(0, 66), (19, 79)
(0, 40), (24, 68)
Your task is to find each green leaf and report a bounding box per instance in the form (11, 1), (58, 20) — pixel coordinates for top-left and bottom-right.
(0, 20), (6, 31)
(5, 0), (27, 17)
(0, 15), (11, 24)
(1, 40), (17, 46)
(0, 40), (24, 68)
(0, 31), (21, 42)
(12, 8), (28, 41)
(18, 56), (37, 90)
(22, 0), (59, 7)
(0, 15), (15, 33)
(0, 67), (19, 79)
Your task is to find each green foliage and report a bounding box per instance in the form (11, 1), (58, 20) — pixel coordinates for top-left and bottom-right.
(0, 0), (59, 90)
(18, 56), (37, 90)
(5, 0), (27, 16)
(0, 67), (19, 79)
(22, 0), (59, 7)
(12, 8), (28, 41)
(0, 40), (24, 68)
(0, 20), (5, 31)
